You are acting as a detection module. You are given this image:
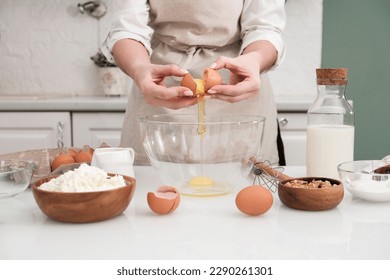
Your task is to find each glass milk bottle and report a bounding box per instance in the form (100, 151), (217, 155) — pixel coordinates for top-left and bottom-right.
(306, 68), (354, 178)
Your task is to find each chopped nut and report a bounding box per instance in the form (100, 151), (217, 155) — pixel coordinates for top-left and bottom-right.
(285, 179), (338, 189)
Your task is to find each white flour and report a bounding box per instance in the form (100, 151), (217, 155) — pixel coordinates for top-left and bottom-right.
(350, 179), (390, 193)
(39, 163), (127, 192)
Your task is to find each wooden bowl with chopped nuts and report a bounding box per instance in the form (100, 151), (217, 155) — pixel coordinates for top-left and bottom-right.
(278, 177), (344, 211)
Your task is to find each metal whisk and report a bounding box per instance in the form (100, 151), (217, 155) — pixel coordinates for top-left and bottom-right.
(250, 160), (291, 193)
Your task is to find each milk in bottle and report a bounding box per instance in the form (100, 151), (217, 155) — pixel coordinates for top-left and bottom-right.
(306, 68), (354, 178)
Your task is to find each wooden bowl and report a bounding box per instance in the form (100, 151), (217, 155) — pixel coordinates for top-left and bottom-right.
(278, 177), (344, 211)
(31, 174), (136, 223)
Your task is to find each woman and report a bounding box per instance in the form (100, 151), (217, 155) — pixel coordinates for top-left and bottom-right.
(102, 0), (286, 165)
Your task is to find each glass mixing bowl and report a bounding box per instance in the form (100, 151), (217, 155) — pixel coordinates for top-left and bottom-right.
(139, 114), (265, 197)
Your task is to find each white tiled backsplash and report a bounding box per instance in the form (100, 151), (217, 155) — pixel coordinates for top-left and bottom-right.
(0, 0), (322, 98)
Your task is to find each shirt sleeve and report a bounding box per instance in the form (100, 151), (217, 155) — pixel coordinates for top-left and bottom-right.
(240, 0), (286, 69)
(101, 0), (153, 63)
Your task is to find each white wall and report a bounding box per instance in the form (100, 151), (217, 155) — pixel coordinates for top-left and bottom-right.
(268, 0), (323, 98)
(0, 0), (112, 96)
(0, 0), (322, 98)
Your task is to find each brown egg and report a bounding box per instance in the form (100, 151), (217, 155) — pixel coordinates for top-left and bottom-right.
(51, 152), (76, 171)
(67, 147), (78, 160)
(181, 68), (221, 95)
(74, 145), (94, 163)
(147, 186), (180, 215)
(235, 185), (273, 216)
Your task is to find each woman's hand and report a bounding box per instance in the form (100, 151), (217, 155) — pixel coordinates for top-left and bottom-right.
(132, 62), (197, 109)
(207, 52), (262, 103)
(113, 39), (197, 109)
(206, 40), (278, 103)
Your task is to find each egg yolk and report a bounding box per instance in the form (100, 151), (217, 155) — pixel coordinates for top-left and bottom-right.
(189, 176), (213, 187)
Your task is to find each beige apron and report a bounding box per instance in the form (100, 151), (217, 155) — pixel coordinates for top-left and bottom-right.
(120, 0), (278, 165)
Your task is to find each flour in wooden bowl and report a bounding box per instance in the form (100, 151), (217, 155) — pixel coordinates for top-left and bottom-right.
(39, 163), (126, 192)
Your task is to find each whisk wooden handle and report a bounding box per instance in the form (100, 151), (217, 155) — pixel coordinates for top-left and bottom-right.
(254, 161), (291, 181)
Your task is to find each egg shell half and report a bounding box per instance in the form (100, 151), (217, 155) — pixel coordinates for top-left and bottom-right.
(181, 73), (198, 94)
(147, 186), (180, 215)
(203, 68), (222, 91)
(181, 68), (222, 94)
(235, 185), (273, 216)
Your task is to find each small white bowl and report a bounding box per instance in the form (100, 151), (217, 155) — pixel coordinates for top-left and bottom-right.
(337, 160), (390, 202)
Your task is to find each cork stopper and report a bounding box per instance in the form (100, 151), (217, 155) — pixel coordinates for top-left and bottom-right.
(316, 68), (348, 85)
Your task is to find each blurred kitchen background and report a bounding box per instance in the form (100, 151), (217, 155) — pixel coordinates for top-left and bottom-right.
(0, 0), (388, 161)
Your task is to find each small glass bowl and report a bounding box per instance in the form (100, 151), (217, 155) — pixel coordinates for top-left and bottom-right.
(0, 160), (36, 198)
(337, 160), (390, 202)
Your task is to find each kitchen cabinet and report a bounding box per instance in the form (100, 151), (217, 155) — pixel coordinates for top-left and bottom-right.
(0, 110), (306, 165)
(0, 112), (71, 154)
(0, 94), (309, 165)
(72, 112), (124, 148)
(0, 112), (124, 155)
(278, 112), (307, 166)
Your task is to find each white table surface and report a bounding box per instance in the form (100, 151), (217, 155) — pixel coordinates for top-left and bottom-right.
(1, 166), (389, 260)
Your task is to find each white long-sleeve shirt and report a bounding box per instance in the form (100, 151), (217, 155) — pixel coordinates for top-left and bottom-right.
(103, 0), (285, 68)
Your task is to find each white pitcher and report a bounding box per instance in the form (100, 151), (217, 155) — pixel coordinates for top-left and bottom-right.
(91, 147), (135, 177)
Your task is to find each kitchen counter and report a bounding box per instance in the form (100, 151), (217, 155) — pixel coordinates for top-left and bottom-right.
(0, 94), (314, 112)
(275, 95), (315, 111)
(0, 95), (129, 112)
(1, 166), (389, 260)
